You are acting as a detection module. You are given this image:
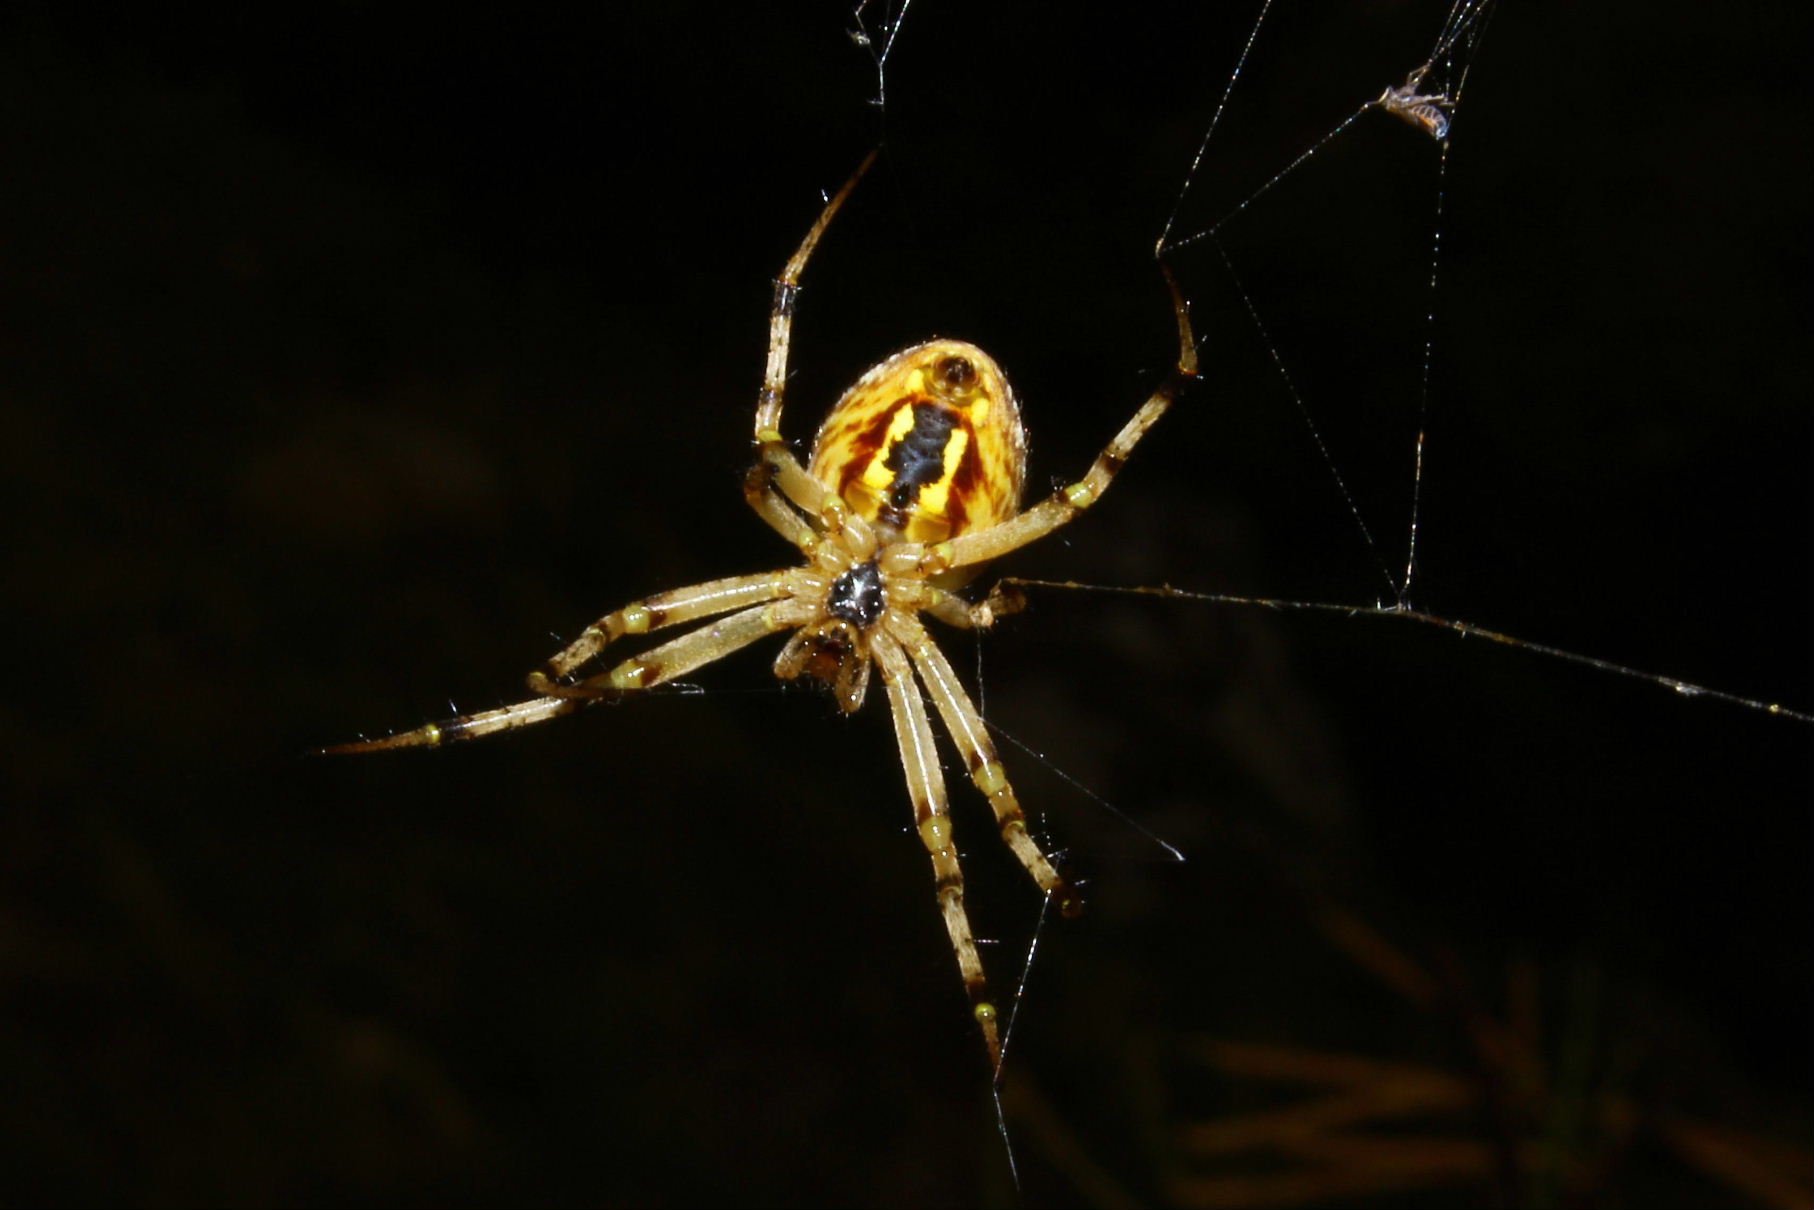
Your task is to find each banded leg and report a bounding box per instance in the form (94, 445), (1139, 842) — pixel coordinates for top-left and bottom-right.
(918, 580), (1029, 632)
(317, 693), (596, 753)
(748, 151), (881, 560)
(913, 265), (1199, 578)
(323, 595), (811, 754)
(529, 571), (799, 695)
(873, 630), (1002, 1067)
(755, 448), (879, 564)
(743, 458), (878, 567)
(891, 614), (1079, 917)
(542, 597), (814, 696)
(743, 463), (821, 554)
(754, 149), (876, 439)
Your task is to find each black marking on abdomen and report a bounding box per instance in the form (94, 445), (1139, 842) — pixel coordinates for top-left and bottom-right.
(884, 402), (958, 511)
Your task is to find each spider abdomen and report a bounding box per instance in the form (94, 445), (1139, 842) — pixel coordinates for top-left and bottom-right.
(809, 340), (1026, 546)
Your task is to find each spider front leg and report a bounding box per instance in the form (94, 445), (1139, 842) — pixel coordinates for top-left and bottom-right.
(322, 572), (807, 753)
(909, 264), (1199, 580)
(746, 152), (882, 556)
(754, 150), (875, 441)
(873, 630), (1005, 1067)
(317, 694), (597, 753)
(529, 573), (805, 696)
(743, 463), (821, 553)
(743, 456), (879, 567)
(529, 573), (812, 695)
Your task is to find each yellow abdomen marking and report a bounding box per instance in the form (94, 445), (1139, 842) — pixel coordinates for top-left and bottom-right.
(809, 340), (1026, 544)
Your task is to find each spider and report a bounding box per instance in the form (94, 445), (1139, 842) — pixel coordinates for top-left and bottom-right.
(323, 151), (1199, 1067)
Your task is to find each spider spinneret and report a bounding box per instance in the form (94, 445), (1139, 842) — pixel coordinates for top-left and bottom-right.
(323, 151), (1198, 1068)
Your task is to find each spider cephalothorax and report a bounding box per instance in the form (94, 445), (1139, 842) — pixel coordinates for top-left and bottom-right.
(325, 153), (1197, 1067)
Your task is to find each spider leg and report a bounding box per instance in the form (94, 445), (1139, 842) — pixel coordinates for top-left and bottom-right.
(891, 615), (1079, 916)
(317, 694), (596, 753)
(919, 581), (1028, 631)
(743, 464), (821, 552)
(743, 459), (878, 564)
(323, 578), (811, 754)
(909, 265), (1199, 578)
(747, 151), (882, 560)
(531, 570), (803, 692)
(537, 596), (815, 696)
(874, 630), (1003, 1067)
(754, 150), (876, 440)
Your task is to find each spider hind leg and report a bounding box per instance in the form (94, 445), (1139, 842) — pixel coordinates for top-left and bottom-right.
(873, 631), (1005, 1065)
(896, 615), (1080, 917)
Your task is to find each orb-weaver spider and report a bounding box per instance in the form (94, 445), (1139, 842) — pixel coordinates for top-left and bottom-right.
(323, 151), (1199, 1067)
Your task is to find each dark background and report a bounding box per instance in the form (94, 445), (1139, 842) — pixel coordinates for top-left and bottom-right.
(2, 3), (1807, 1206)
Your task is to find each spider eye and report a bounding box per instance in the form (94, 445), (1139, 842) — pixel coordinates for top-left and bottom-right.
(934, 355), (976, 392)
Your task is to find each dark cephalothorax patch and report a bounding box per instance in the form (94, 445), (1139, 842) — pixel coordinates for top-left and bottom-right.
(826, 559), (886, 629)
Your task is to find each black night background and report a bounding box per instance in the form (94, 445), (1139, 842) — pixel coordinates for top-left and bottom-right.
(2, 4), (1807, 1206)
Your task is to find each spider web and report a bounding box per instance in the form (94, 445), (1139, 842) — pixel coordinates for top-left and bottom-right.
(838, 0), (1811, 1201)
